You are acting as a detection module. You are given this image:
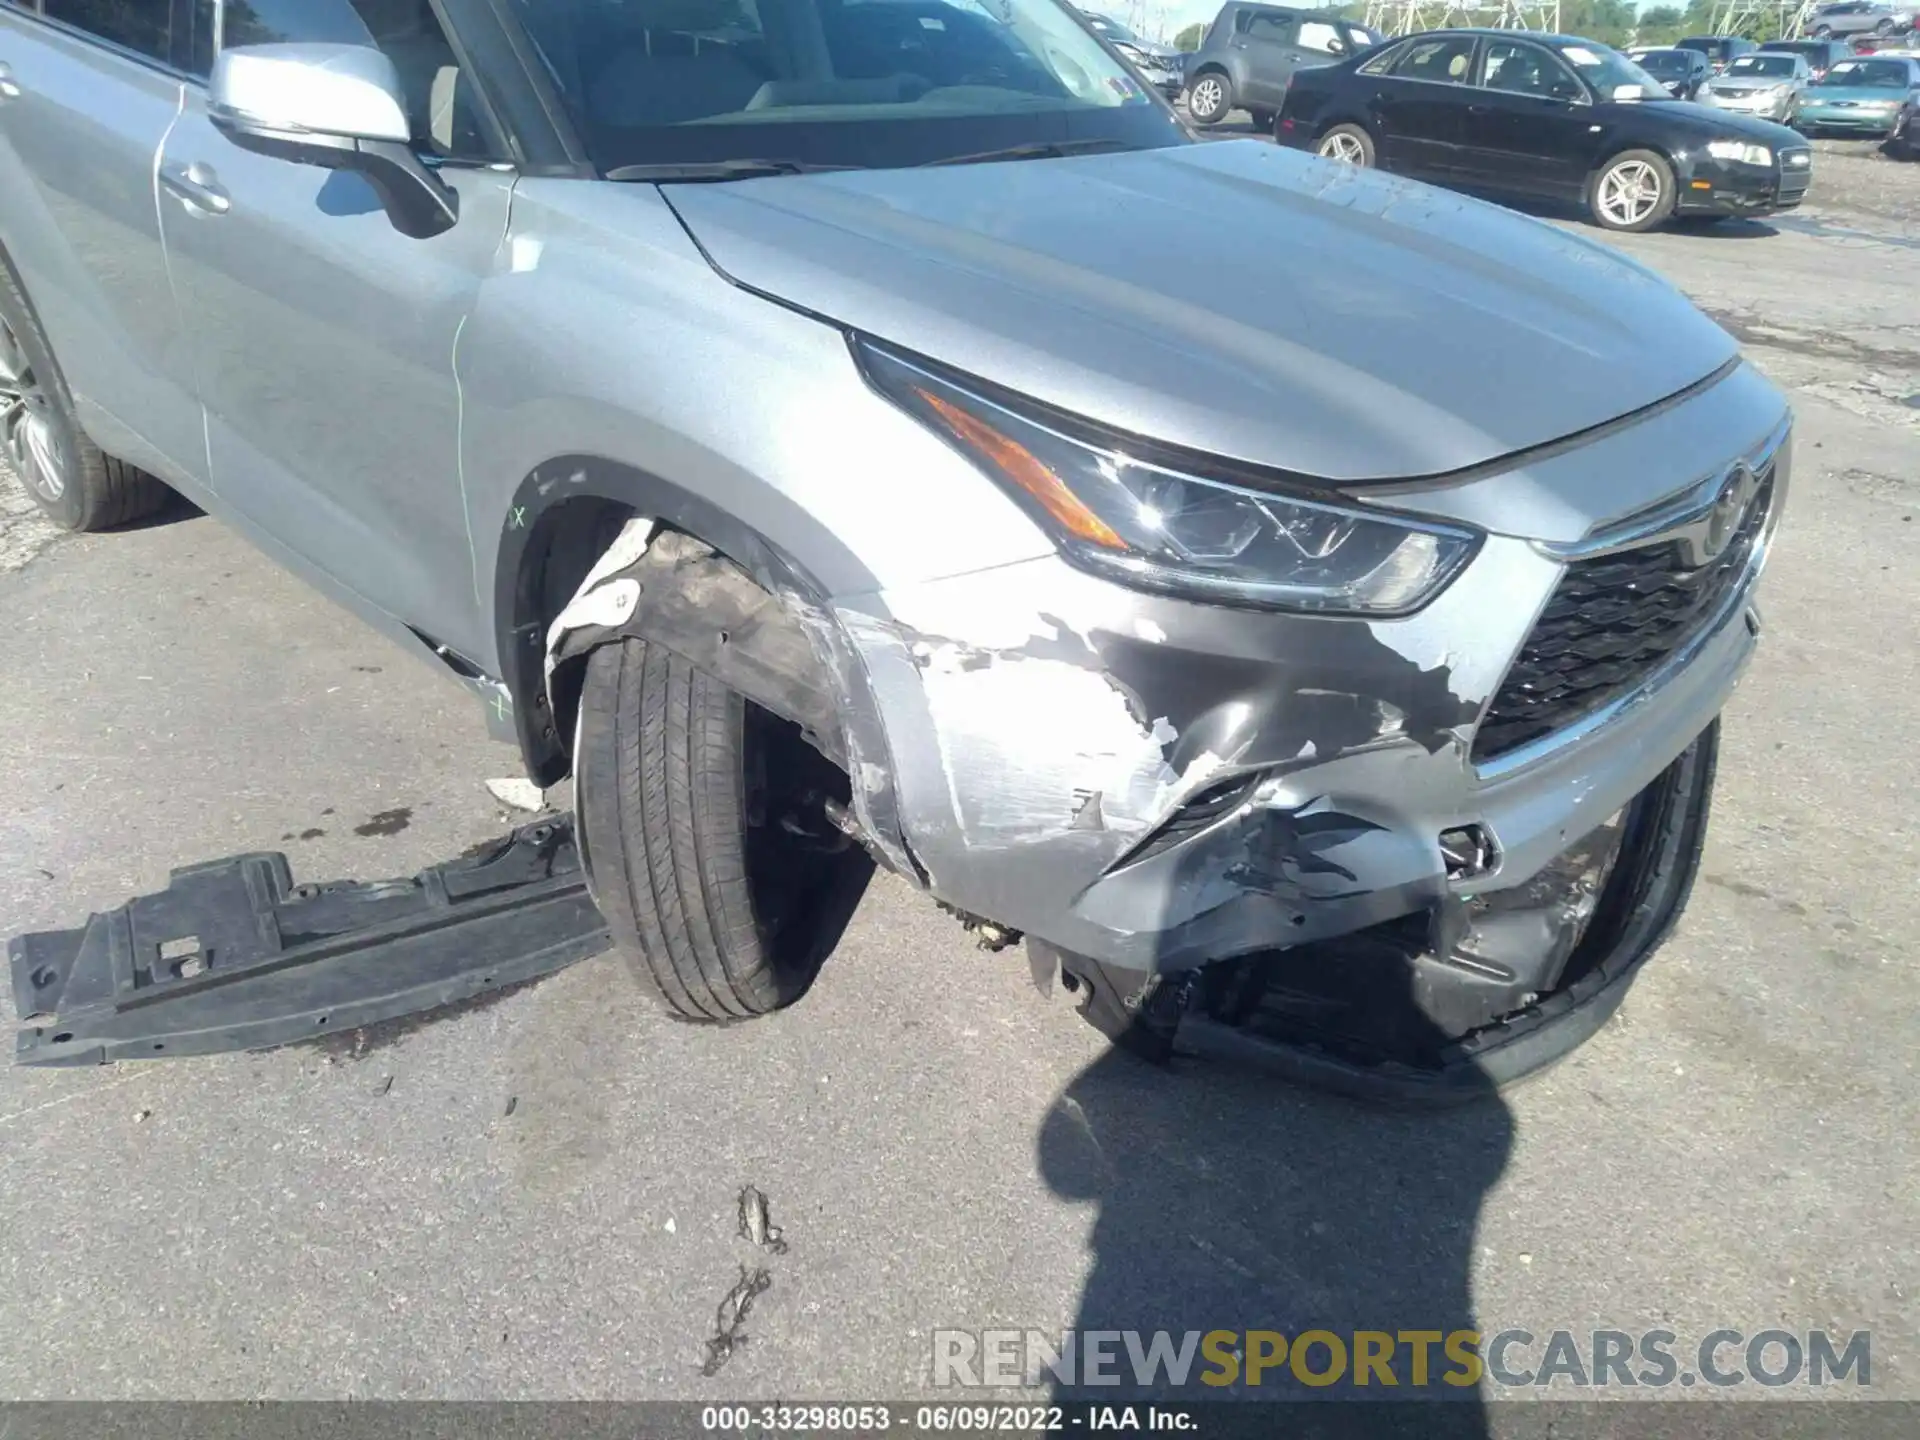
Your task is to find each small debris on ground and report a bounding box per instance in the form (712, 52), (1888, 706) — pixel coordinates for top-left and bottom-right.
(664, 1216), (677, 1234)
(700, 1265), (773, 1377)
(133, 1109), (152, 1124)
(737, 1184), (788, 1253)
(485, 778), (546, 812)
(373, 1075), (393, 1097)
(504, 1095), (518, 1116)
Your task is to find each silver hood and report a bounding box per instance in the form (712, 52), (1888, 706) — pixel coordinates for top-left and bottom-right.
(665, 139), (1738, 483)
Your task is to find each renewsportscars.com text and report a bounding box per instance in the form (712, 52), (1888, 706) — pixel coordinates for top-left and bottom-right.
(931, 1328), (1872, 1390)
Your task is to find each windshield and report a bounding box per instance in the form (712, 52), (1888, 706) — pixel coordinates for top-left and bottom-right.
(1081, 11), (1140, 43)
(505, 0), (1186, 174)
(1550, 42), (1669, 100)
(1634, 50), (1689, 76)
(1815, 58), (1912, 86)
(1725, 55), (1797, 77)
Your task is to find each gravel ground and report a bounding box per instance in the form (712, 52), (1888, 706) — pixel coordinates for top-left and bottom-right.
(0, 138), (1914, 1410)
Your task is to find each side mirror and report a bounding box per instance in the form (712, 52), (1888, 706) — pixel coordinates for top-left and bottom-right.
(209, 42), (458, 240)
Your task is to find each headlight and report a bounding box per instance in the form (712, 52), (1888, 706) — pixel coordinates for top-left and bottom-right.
(858, 341), (1479, 615)
(1707, 139), (1773, 164)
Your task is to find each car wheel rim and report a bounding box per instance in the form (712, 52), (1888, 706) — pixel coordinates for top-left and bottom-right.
(1320, 131), (1367, 164)
(1193, 78), (1222, 115)
(0, 316), (66, 503)
(1598, 160), (1661, 226)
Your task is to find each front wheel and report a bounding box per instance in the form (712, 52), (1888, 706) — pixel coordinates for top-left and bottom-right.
(574, 634), (873, 1021)
(1316, 123), (1376, 166)
(1812, 23), (1832, 35)
(1186, 70), (1231, 126)
(1247, 108), (1275, 130)
(1875, 17), (1894, 33)
(1588, 149), (1676, 232)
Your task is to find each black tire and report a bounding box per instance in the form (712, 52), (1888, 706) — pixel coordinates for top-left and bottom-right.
(574, 634), (872, 1021)
(1315, 122), (1376, 166)
(1247, 108), (1275, 130)
(1587, 148), (1677, 233)
(1186, 69), (1232, 125)
(1875, 17), (1894, 34)
(1813, 23), (1831, 35)
(0, 258), (170, 532)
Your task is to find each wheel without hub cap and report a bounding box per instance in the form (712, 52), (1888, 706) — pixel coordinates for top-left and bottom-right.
(1186, 71), (1230, 125)
(1316, 123), (1375, 166)
(1589, 149), (1676, 233)
(0, 312), (66, 505)
(0, 258), (171, 531)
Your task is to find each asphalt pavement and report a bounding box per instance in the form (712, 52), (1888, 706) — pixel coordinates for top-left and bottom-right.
(0, 141), (1914, 1405)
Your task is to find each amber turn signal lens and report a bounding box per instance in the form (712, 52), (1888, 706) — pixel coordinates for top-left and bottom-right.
(915, 387), (1127, 550)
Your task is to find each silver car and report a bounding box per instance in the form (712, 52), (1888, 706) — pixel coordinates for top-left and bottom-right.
(1702, 51), (1814, 121)
(0, 0), (1789, 1095)
(1809, 0), (1915, 37)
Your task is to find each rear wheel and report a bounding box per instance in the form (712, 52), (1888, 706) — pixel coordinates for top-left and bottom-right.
(574, 633), (872, 1021)
(1316, 123), (1375, 166)
(1813, 23), (1832, 35)
(1247, 107), (1275, 130)
(0, 260), (170, 532)
(1186, 70), (1231, 125)
(1588, 149), (1676, 233)
(1875, 17), (1894, 34)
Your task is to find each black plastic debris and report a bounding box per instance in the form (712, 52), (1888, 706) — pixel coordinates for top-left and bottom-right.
(9, 818), (608, 1067)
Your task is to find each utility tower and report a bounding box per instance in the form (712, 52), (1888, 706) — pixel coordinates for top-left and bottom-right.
(1706, 0), (1816, 36)
(1362, 0), (1562, 37)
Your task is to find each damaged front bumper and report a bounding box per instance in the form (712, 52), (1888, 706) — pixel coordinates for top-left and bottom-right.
(825, 372), (1786, 1087)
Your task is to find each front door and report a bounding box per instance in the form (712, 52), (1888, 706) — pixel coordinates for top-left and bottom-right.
(156, 0), (512, 658)
(1457, 38), (1597, 197)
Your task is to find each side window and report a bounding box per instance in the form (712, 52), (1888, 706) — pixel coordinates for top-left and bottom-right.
(1296, 20), (1346, 57)
(1356, 39), (1402, 75)
(190, 0), (497, 162)
(1391, 35), (1475, 84)
(41, 0), (172, 63)
(1245, 13), (1296, 44)
(1481, 40), (1582, 101)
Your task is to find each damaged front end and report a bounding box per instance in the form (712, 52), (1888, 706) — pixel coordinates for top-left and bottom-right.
(1034, 726), (1717, 1101)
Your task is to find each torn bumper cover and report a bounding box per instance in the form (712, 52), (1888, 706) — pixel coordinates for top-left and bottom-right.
(1040, 725), (1717, 1100)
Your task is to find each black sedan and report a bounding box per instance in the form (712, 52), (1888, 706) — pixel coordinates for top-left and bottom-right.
(1275, 30), (1813, 232)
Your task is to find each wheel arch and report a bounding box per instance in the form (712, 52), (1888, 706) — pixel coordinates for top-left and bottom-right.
(489, 454), (915, 872)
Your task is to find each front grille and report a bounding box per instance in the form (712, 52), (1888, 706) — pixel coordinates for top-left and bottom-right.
(1777, 150), (1812, 201)
(1472, 466), (1774, 763)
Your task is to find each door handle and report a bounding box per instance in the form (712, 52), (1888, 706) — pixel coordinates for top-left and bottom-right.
(0, 63), (22, 101)
(160, 162), (231, 216)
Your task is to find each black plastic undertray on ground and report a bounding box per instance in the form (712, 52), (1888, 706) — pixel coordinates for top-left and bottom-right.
(9, 817), (609, 1067)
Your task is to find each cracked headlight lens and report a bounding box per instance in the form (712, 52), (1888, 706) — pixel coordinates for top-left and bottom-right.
(1707, 139), (1773, 164)
(859, 340), (1479, 615)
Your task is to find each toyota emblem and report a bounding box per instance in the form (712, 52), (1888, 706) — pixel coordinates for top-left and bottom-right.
(1702, 464), (1755, 561)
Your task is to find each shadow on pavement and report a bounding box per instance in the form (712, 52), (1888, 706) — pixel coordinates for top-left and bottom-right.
(1038, 999), (1510, 1435)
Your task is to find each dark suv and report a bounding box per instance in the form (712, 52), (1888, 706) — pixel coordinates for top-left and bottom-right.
(1185, 3), (1382, 126)
(1678, 34), (1760, 73)
(1756, 37), (1857, 80)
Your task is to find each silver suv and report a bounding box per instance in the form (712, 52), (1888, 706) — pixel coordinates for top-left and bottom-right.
(1809, 0), (1915, 37)
(0, 0), (1789, 1095)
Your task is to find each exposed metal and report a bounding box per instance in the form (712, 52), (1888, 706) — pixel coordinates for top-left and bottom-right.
(0, 311), (64, 501)
(1362, 0), (1562, 38)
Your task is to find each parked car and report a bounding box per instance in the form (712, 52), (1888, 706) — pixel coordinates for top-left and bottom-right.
(1276, 30), (1813, 231)
(1795, 53), (1920, 133)
(1807, 1), (1914, 38)
(1677, 35), (1759, 73)
(1, 0), (1792, 1094)
(1701, 51), (1813, 123)
(1755, 38), (1855, 80)
(1184, 3), (1383, 127)
(1079, 10), (1186, 97)
(1894, 85), (1920, 150)
(1629, 46), (1713, 99)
